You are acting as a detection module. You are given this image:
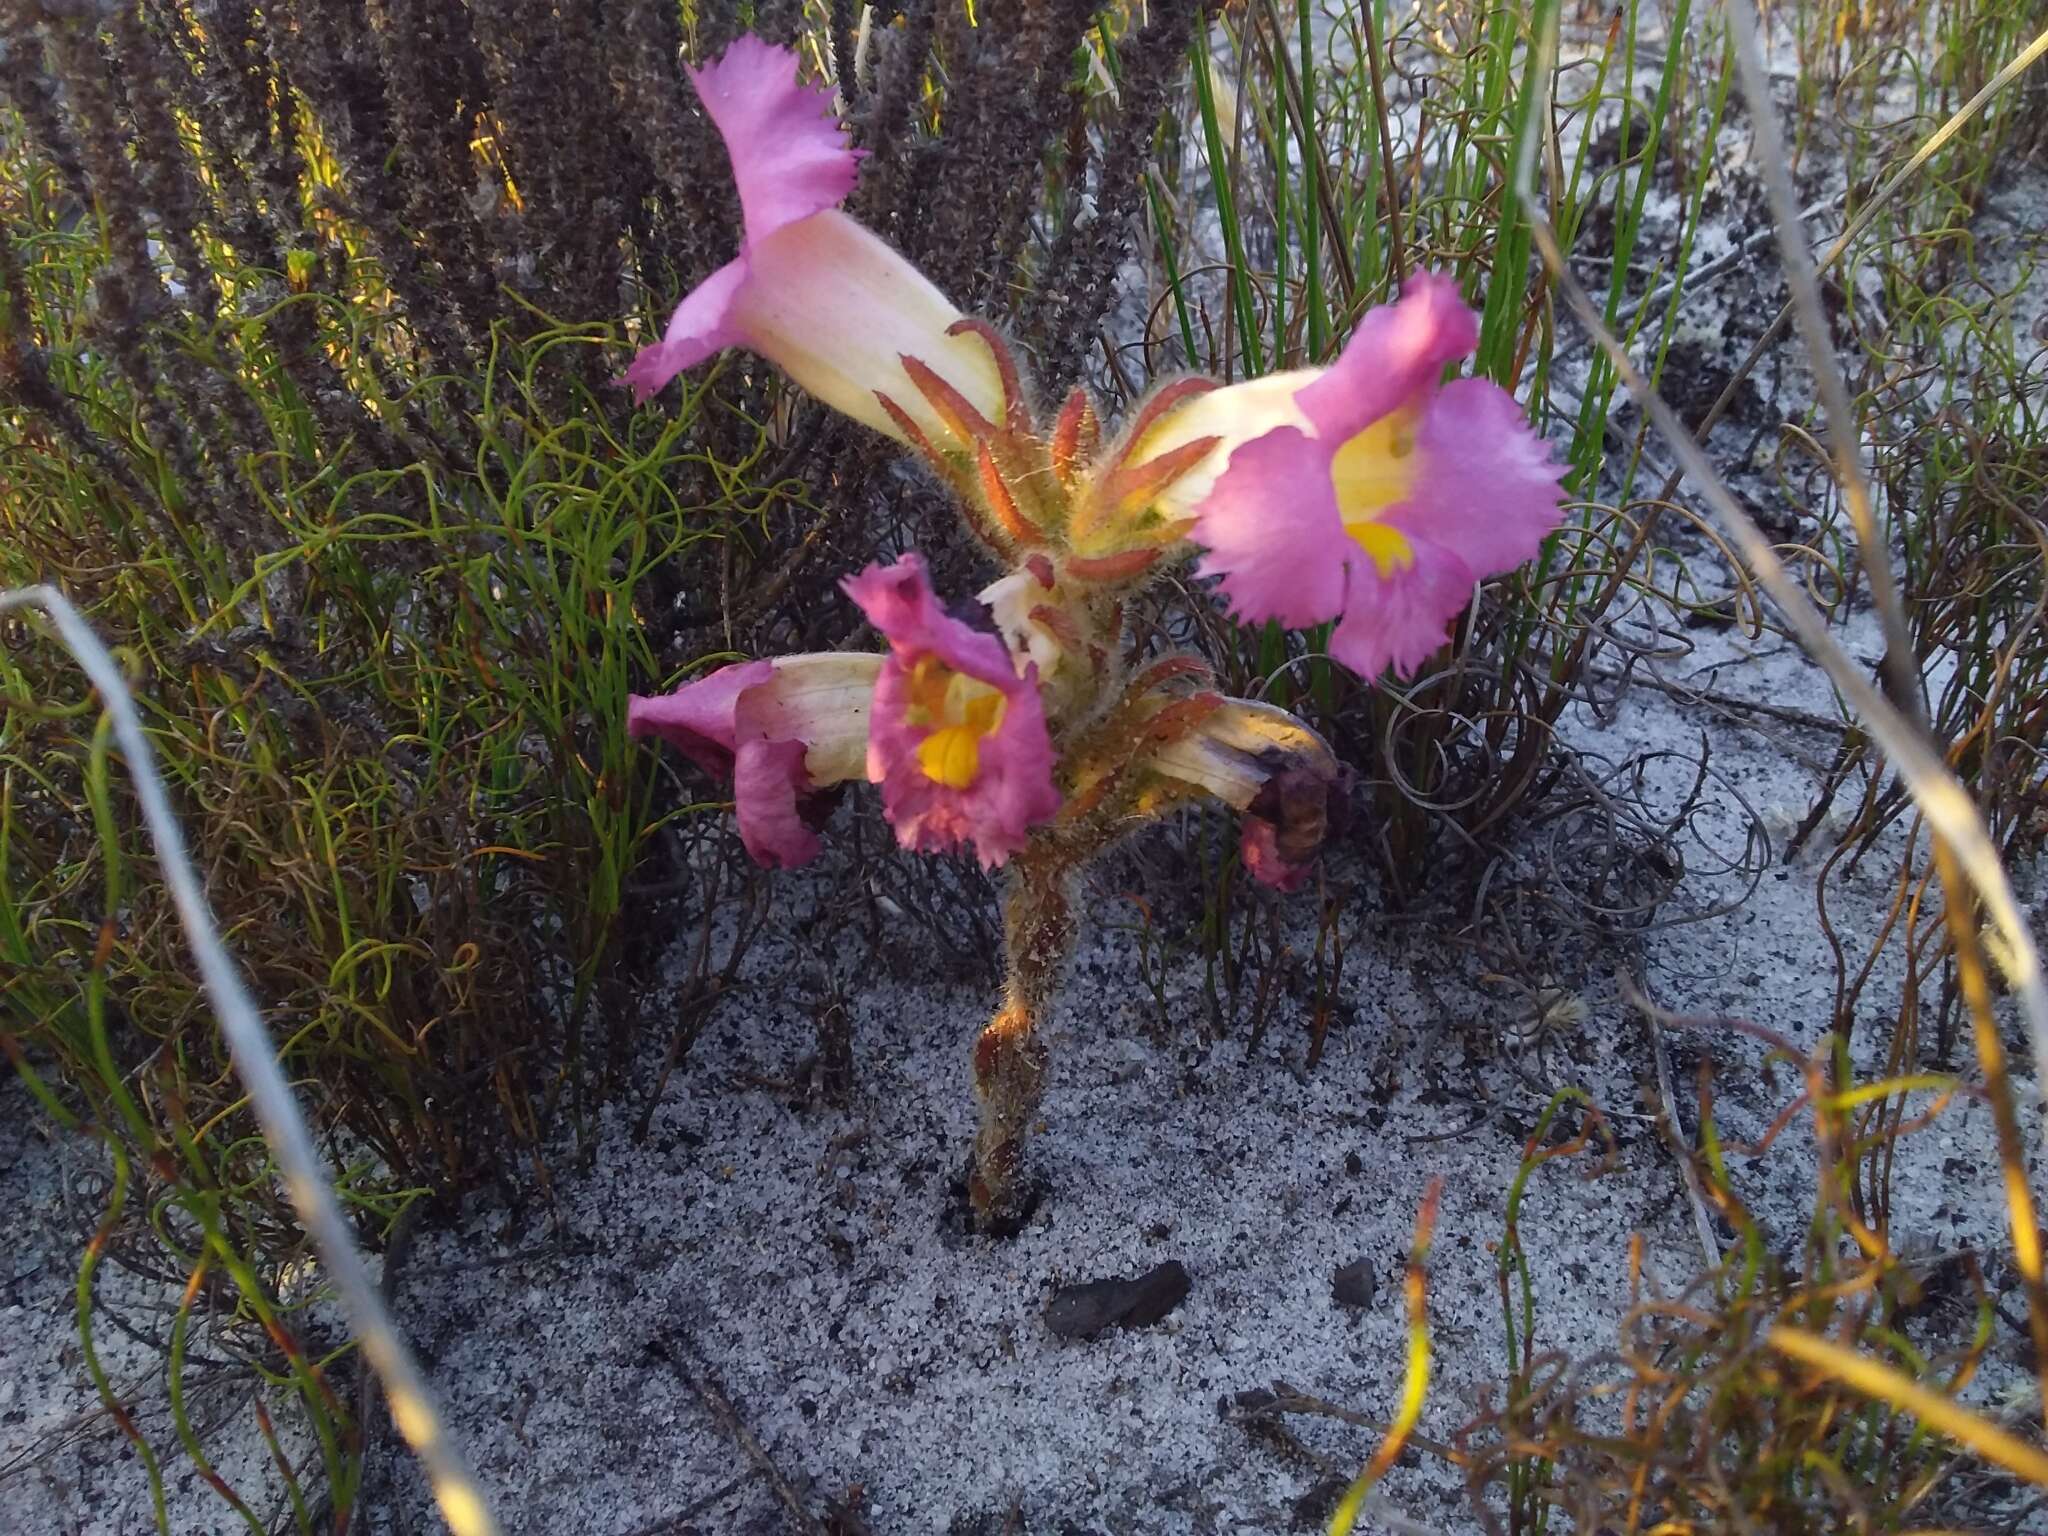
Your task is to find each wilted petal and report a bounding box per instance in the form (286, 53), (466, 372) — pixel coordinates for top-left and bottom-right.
(1145, 697), (1343, 890)
(1241, 768), (1336, 892)
(844, 553), (1061, 868)
(1146, 697), (1337, 809)
(686, 35), (863, 244)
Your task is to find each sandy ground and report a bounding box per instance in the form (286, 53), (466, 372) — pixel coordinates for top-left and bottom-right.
(6, 608), (2043, 1534)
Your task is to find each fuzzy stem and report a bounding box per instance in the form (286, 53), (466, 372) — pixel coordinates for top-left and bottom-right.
(968, 850), (1075, 1232)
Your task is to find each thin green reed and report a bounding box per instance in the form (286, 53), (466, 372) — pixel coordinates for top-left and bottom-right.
(1147, 171), (1204, 368)
(1494, 1087), (1609, 1535)
(95, 727), (358, 1532)
(1192, 12), (1266, 380)
(1356, 0), (1389, 297)
(1505, 0), (1654, 676)
(1292, 0), (1335, 710)
(1615, 16), (1736, 508)
(1555, 13), (1625, 268)
(2, 229), (743, 1520)
(1270, 18), (1290, 360)
(1500, 1), (1733, 699)
(82, 715), (151, 1146)
(1474, 0), (1560, 384)
(1565, 0), (1693, 497)
(1296, 0), (1327, 360)
(167, 1253), (267, 1536)
(75, 1138), (172, 1532)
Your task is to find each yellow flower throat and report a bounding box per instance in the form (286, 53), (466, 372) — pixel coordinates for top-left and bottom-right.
(906, 656), (1007, 790)
(1330, 410), (1420, 578)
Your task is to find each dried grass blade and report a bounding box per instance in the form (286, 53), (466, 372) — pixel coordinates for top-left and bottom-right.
(1726, 0), (1919, 721)
(1768, 1325), (2048, 1487)
(1328, 1177), (1441, 1535)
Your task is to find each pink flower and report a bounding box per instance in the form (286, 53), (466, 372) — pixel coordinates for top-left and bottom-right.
(1147, 275), (1566, 680)
(619, 38), (1004, 448)
(628, 653), (879, 868)
(841, 554), (1062, 867)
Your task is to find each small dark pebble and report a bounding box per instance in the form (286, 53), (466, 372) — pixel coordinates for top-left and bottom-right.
(1332, 1258), (1377, 1309)
(1045, 1259), (1191, 1339)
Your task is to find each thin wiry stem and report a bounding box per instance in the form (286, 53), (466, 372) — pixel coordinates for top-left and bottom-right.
(0, 585), (501, 1536)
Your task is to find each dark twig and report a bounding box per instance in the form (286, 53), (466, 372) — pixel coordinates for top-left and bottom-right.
(1623, 973), (1722, 1270)
(650, 1327), (829, 1536)
(613, 1475), (752, 1536)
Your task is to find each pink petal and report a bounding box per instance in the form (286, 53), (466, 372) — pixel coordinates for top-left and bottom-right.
(1296, 272), (1478, 443)
(733, 652), (880, 788)
(844, 553), (1061, 868)
(841, 552), (1016, 691)
(1387, 376), (1566, 577)
(1189, 426), (1351, 630)
(699, 211), (1002, 445)
(1329, 541), (1477, 681)
(620, 256), (750, 405)
(686, 36), (862, 246)
(626, 659), (772, 778)
(865, 658), (1061, 869)
(733, 737), (820, 868)
(616, 40), (998, 438)
(1182, 274), (1563, 685)
(966, 667), (1063, 865)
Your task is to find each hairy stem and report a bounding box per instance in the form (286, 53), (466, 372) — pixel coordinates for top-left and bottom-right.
(968, 849), (1075, 1232)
